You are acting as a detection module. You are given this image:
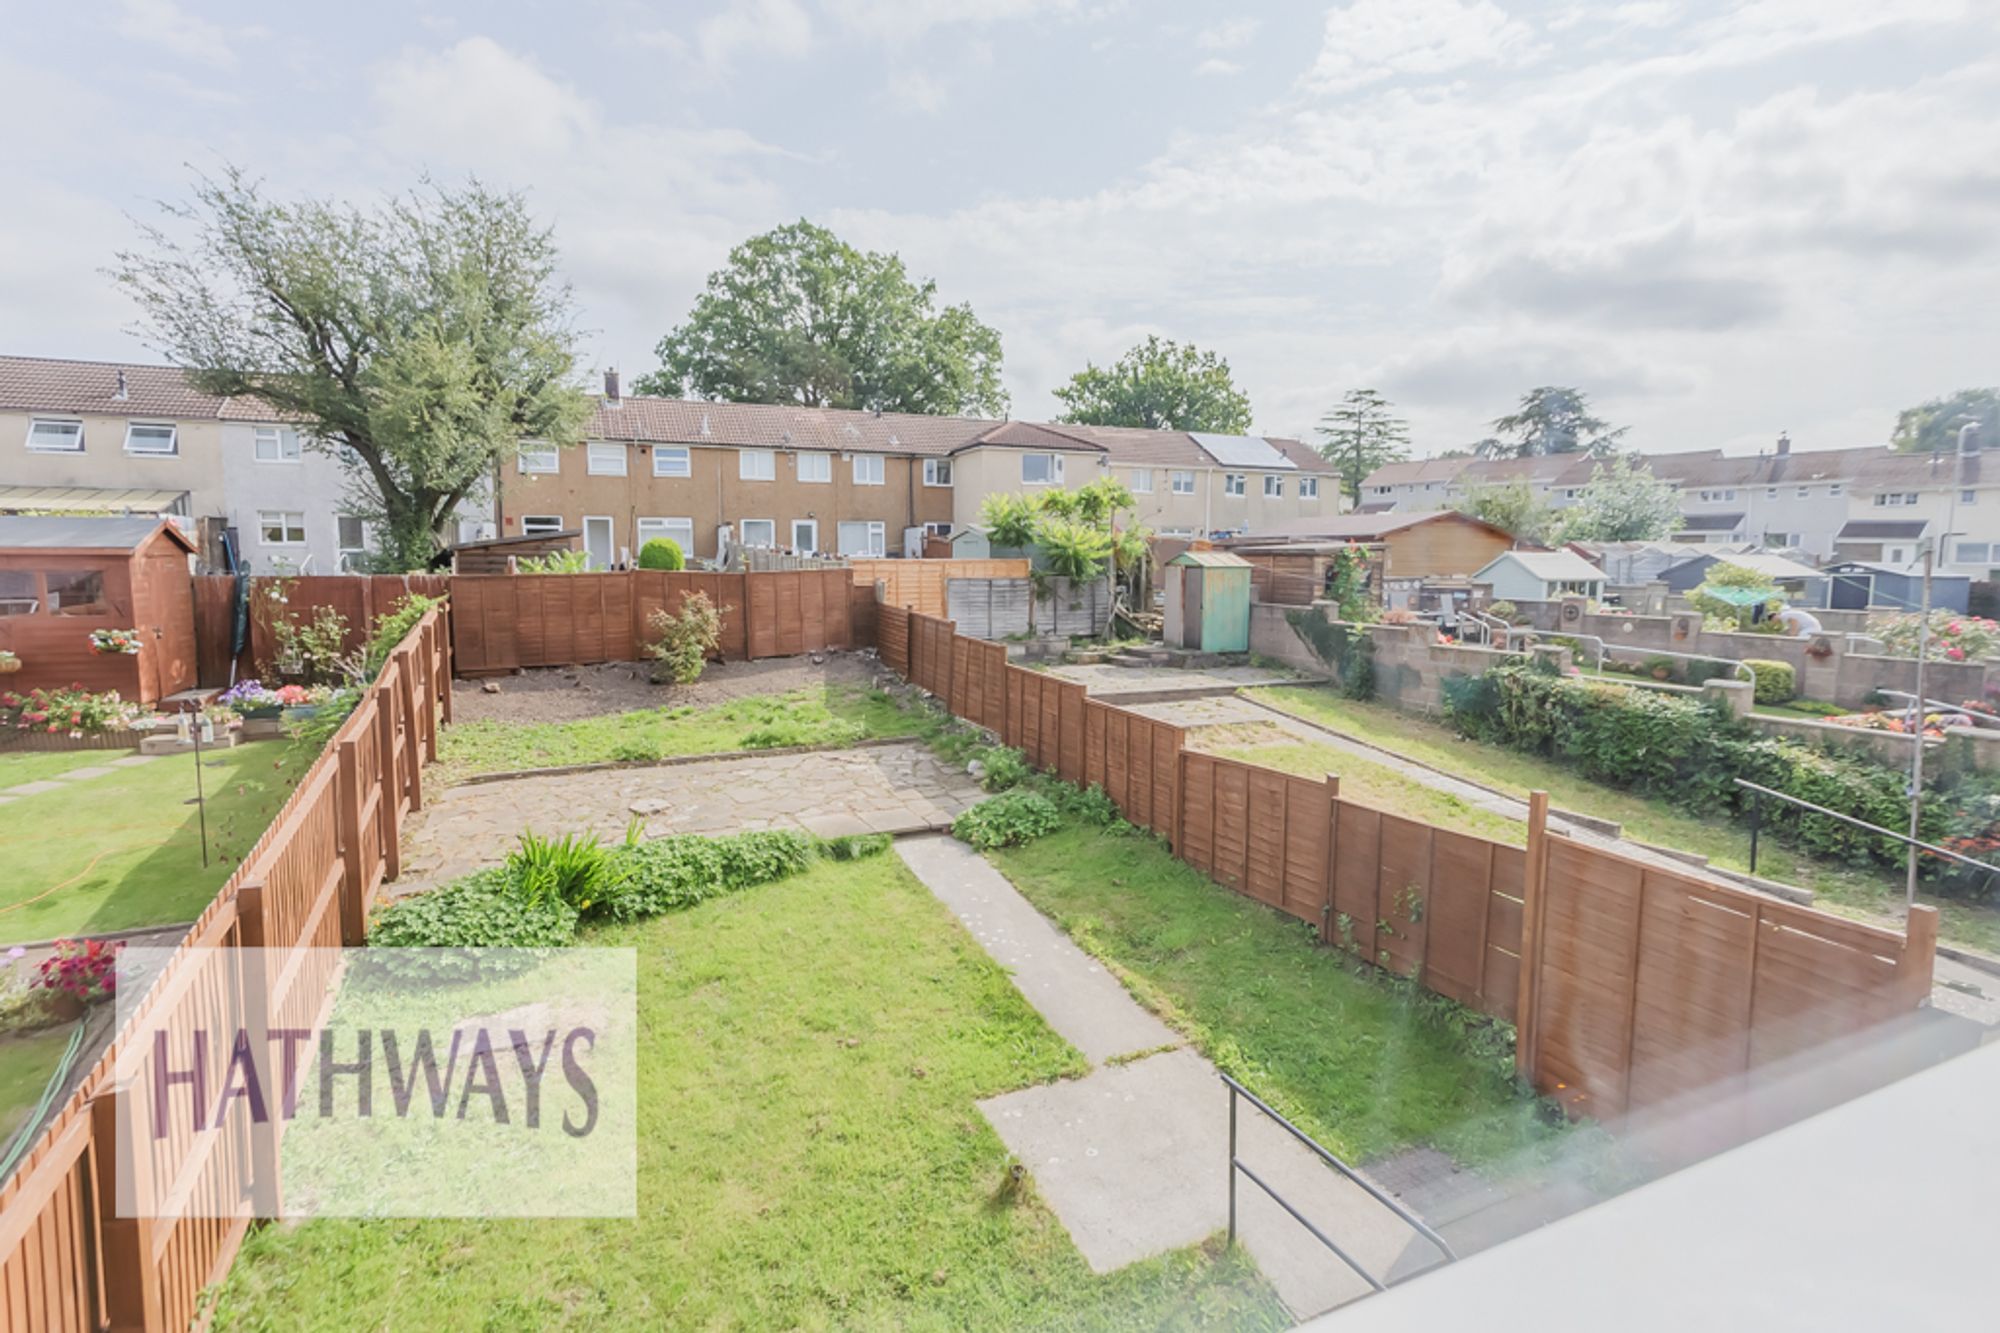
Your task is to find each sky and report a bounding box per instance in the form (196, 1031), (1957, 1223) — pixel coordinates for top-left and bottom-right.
(1, 0), (1996, 458)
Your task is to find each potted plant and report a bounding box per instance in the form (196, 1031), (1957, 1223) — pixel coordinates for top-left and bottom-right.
(88, 628), (143, 656)
(218, 679), (283, 719)
(0, 649), (19, 674)
(34, 938), (122, 1020)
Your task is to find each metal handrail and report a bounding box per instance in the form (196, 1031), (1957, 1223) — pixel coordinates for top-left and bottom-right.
(1529, 630), (1757, 688)
(1222, 1072), (1456, 1291)
(1735, 777), (2000, 885)
(1873, 689), (2000, 731)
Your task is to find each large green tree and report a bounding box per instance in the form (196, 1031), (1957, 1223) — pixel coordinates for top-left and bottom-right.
(1477, 386), (1628, 459)
(1315, 388), (1409, 504)
(115, 168), (591, 570)
(1457, 479), (1559, 545)
(1052, 335), (1252, 433)
(641, 220), (1007, 417)
(1558, 454), (1680, 542)
(1892, 388), (1998, 453)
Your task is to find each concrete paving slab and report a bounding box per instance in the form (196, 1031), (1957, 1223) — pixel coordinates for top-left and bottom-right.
(107, 755), (156, 767)
(895, 836), (1179, 1065)
(798, 813), (872, 839)
(56, 765), (116, 780)
(2, 780), (66, 796)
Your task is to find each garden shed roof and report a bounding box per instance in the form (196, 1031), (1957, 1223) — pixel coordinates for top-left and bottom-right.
(0, 514), (196, 553)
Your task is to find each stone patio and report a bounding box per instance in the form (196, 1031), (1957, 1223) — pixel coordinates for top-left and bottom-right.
(393, 742), (984, 892)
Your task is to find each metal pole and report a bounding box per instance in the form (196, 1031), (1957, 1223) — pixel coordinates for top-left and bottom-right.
(193, 709), (210, 868)
(1748, 789), (1760, 875)
(1906, 540), (1932, 907)
(1226, 1083), (1238, 1246)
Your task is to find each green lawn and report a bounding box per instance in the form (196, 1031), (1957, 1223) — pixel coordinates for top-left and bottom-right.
(0, 1025), (76, 1149)
(434, 685), (928, 784)
(213, 855), (1287, 1331)
(988, 824), (1565, 1169)
(1205, 732), (1525, 847)
(0, 741), (309, 945)
(1247, 685), (2000, 956)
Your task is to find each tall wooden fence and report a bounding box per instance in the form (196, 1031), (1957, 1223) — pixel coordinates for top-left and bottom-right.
(882, 605), (1940, 1123)
(0, 609), (451, 1333)
(193, 573), (451, 687)
(849, 558), (1031, 620)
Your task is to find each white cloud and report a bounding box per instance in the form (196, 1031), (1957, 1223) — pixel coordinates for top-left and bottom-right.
(695, 0), (814, 70)
(1197, 19), (1260, 51)
(1306, 0), (1541, 95)
(822, 0), (1078, 42)
(113, 0), (250, 69)
(886, 71), (949, 113)
(1194, 59), (1241, 78)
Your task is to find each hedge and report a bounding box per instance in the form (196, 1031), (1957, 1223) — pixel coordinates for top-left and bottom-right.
(1742, 658), (1796, 704)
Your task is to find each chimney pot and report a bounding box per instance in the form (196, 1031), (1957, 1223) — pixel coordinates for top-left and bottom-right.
(114, 369), (129, 401)
(1775, 430), (1790, 456)
(604, 368), (621, 404)
(1960, 421), (1982, 455)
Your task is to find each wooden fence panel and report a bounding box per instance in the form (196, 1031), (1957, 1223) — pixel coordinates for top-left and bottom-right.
(1426, 832), (1499, 1011)
(1332, 801), (1381, 947)
(1627, 874), (1758, 1113)
(849, 558), (1032, 619)
(1533, 839), (1646, 1118)
(1281, 778), (1333, 931)
(878, 605), (910, 674)
(1375, 815), (1434, 978)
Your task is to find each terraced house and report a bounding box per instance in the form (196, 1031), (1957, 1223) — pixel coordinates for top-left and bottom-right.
(498, 378), (1341, 564)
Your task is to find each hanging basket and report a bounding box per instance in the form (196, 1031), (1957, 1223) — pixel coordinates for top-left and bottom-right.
(0, 652), (20, 674)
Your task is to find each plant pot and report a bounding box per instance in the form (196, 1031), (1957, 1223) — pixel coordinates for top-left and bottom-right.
(0, 657), (20, 674)
(242, 705), (283, 720)
(43, 990), (86, 1022)
(281, 705), (320, 724)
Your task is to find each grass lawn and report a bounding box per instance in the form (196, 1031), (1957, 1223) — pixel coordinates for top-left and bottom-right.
(0, 1025), (76, 1149)
(434, 685), (929, 784)
(988, 823), (1565, 1169)
(1201, 727), (1525, 847)
(1247, 685), (2000, 956)
(0, 740), (309, 945)
(213, 854), (1287, 1331)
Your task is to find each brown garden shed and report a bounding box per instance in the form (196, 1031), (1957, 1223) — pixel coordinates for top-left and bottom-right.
(0, 515), (199, 704)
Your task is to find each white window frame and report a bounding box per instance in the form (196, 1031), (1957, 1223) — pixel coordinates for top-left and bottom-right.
(796, 451), (832, 484)
(520, 514), (564, 537)
(1797, 486), (1811, 499)
(124, 422), (178, 456)
(739, 449), (776, 482)
(518, 443), (559, 474)
(1829, 483), (1843, 496)
(852, 453), (885, 486)
(1021, 453), (1064, 486)
(586, 442), (628, 476)
(923, 521), (952, 537)
(1171, 471), (1196, 495)
(258, 510), (306, 545)
(791, 519), (819, 552)
(1224, 473), (1246, 498)
(336, 515), (370, 570)
(1300, 476), (1319, 500)
(254, 426), (302, 464)
(26, 417), (83, 453)
(635, 516), (694, 555)
(1765, 488), (1777, 500)
(738, 518), (777, 548)
(1129, 468), (1153, 494)
(837, 520), (887, 557)
(922, 458), (952, 487)
(1263, 474), (1283, 498)
(1957, 541), (1992, 565)
(652, 446), (691, 478)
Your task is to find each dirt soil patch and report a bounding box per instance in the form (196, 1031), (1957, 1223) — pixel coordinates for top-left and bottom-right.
(450, 652), (890, 725)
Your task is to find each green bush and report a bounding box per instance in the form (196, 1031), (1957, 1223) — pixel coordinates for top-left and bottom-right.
(1638, 655), (1678, 682)
(508, 830), (613, 912)
(1486, 600), (1518, 624)
(365, 868), (580, 978)
(1743, 658), (1796, 704)
(973, 745), (1032, 791)
(637, 538), (685, 571)
(363, 593), (447, 679)
(818, 833), (892, 861)
(596, 829), (815, 921)
(954, 791), (1063, 850)
(1046, 781), (1123, 828)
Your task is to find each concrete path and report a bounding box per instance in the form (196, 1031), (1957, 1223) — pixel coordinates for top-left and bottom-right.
(895, 835), (1441, 1319)
(1041, 662), (1299, 700)
(0, 752), (154, 803)
(395, 743), (982, 893)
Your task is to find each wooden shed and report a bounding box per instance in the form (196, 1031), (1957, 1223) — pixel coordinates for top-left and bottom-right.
(1164, 551), (1252, 653)
(0, 515), (198, 704)
(1219, 511), (1515, 583)
(449, 529), (582, 575)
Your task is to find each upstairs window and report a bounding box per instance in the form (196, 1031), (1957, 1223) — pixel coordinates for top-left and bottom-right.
(254, 426), (302, 462)
(259, 510), (306, 545)
(1224, 474), (1246, 498)
(26, 418), (83, 452)
(586, 442), (627, 476)
(518, 443), (558, 474)
(1300, 477), (1319, 500)
(1171, 471), (1196, 495)
(1263, 475), (1283, 498)
(739, 449), (776, 481)
(653, 446), (691, 478)
(853, 454), (885, 486)
(922, 458), (953, 487)
(1021, 453), (1064, 485)
(797, 451), (832, 483)
(125, 422), (178, 455)
(1130, 468), (1153, 494)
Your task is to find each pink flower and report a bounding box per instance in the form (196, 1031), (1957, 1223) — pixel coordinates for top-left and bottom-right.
(1948, 646), (1966, 661)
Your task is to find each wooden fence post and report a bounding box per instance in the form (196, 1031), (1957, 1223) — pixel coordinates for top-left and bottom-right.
(1171, 746), (1188, 859)
(91, 1091), (164, 1333)
(1322, 775), (1341, 945)
(375, 685), (401, 881)
(234, 881), (283, 1217)
(439, 605), (454, 724)
(335, 738), (367, 946)
(397, 652), (422, 813)
(1901, 904), (1940, 1009)
(1514, 790), (1551, 1084)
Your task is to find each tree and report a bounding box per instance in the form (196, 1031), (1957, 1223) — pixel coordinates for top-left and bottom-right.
(1315, 389), (1410, 505)
(640, 220), (1007, 417)
(115, 168), (590, 570)
(1559, 455), (1681, 542)
(1478, 387), (1629, 459)
(1457, 479), (1558, 545)
(1052, 335), (1252, 433)
(1892, 388), (1999, 453)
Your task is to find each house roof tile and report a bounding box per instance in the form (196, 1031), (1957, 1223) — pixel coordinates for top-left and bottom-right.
(0, 355), (225, 419)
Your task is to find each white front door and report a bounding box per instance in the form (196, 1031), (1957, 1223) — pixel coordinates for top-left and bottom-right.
(791, 519), (818, 553)
(583, 516), (614, 570)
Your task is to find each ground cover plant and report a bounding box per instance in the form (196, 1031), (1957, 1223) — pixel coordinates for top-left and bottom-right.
(431, 684), (925, 782)
(216, 855), (1288, 1330)
(1249, 683), (2000, 954)
(0, 740), (309, 944)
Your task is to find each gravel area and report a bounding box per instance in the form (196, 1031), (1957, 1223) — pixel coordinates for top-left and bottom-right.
(450, 651), (891, 724)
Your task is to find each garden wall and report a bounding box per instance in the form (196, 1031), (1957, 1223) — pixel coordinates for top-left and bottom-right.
(0, 608), (451, 1333)
(888, 601), (1938, 1127)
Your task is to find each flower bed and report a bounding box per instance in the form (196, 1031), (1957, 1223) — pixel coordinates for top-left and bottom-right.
(0, 685), (145, 739)
(1868, 611), (2000, 663)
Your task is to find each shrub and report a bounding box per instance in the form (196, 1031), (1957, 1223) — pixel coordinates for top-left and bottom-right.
(1486, 600), (1518, 624)
(637, 538), (685, 571)
(1743, 658), (1796, 704)
(507, 830), (613, 912)
(818, 833), (892, 861)
(972, 745), (1032, 791)
(644, 592), (727, 685)
(953, 790), (1062, 850)
(595, 830), (815, 921)
(1868, 610), (2000, 663)
(518, 549), (592, 574)
(1639, 655), (1678, 682)
(1046, 781), (1123, 828)
(363, 593), (447, 679)
(366, 868), (580, 965)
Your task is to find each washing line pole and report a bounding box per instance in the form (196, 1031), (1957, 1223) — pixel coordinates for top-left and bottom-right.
(1905, 539), (1933, 908)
